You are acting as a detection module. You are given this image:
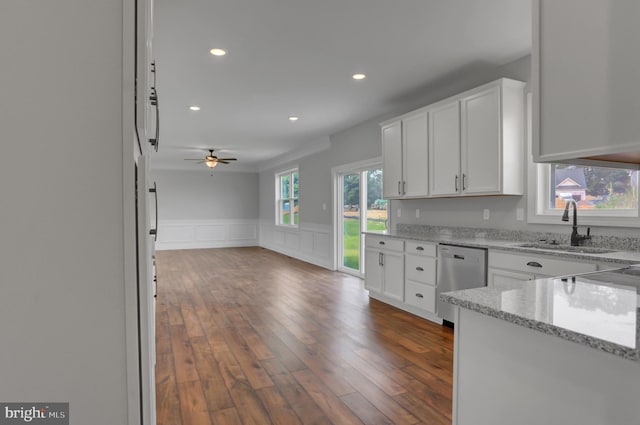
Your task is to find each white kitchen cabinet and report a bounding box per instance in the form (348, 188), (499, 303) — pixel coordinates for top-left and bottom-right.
(364, 236), (404, 301)
(381, 111), (429, 198)
(429, 100), (461, 196)
(488, 250), (598, 287)
(532, 0), (640, 165)
(430, 79), (525, 197)
(404, 241), (438, 317)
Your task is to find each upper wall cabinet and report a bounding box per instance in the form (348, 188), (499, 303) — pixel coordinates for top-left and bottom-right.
(136, 0), (158, 154)
(382, 78), (525, 199)
(532, 0), (640, 166)
(381, 111), (429, 199)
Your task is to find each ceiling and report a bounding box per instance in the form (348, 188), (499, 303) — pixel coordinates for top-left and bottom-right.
(152, 0), (531, 172)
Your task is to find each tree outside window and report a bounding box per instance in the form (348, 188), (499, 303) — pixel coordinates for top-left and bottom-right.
(276, 169), (299, 226)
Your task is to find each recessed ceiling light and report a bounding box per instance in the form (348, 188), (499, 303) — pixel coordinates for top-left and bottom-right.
(352, 73), (366, 80)
(209, 48), (227, 56)
(189, 106), (201, 111)
(288, 116), (299, 122)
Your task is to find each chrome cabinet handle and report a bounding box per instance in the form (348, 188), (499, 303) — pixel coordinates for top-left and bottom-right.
(379, 241), (385, 245)
(455, 175), (459, 191)
(462, 173), (467, 190)
(526, 261), (543, 268)
(416, 246), (424, 251)
(380, 253), (384, 266)
(402, 181), (406, 194)
(415, 293), (424, 298)
(398, 181), (401, 195)
(416, 266), (424, 271)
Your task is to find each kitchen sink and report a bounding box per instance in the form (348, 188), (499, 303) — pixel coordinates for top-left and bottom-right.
(515, 243), (617, 254)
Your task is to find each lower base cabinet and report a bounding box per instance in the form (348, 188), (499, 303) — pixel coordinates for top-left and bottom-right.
(364, 235), (440, 323)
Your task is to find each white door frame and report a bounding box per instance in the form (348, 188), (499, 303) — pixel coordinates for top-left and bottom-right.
(331, 157), (384, 277)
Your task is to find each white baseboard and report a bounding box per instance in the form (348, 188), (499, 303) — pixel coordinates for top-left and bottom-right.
(155, 219), (258, 251)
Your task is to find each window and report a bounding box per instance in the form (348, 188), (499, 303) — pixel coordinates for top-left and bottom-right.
(276, 169), (299, 226)
(531, 163), (639, 222)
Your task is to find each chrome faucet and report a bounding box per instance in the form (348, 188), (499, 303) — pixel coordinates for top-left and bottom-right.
(561, 200), (591, 246)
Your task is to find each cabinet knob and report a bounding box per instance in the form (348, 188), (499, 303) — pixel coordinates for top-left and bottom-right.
(416, 246), (424, 251)
(379, 241), (385, 245)
(416, 266), (424, 272)
(415, 293), (424, 298)
(526, 261), (543, 268)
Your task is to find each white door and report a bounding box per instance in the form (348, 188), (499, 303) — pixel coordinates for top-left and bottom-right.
(382, 251), (404, 301)
(429, 100), (461, 196)
(382, 121), (403, 198)
(402, 111), (429, 197)
(337, 166), (386, 276)
(461, 85), (501, 194)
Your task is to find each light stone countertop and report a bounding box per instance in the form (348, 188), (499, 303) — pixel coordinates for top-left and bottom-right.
(440, 268), (640, 361)
(363, 227), (640, 265)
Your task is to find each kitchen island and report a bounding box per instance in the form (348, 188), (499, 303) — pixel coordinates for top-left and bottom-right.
(441, 267), (640, 425)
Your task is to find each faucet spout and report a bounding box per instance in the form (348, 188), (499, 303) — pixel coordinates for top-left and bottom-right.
(562, 200), (590, 246)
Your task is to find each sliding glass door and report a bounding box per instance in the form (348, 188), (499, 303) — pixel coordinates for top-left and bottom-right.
(338, 167), (387, 275)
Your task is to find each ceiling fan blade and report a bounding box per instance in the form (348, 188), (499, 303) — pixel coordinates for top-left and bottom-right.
(217, 158), (237, 161)
(184, 158), (203, 160)
(217, 160), (230, 164)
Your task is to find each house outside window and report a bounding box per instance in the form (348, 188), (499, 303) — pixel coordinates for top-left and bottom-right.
(276, 169), (299, 226)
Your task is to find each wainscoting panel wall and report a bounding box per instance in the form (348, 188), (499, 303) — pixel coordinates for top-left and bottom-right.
(259, 220), (333, 269)
(155, 219), (259, 250)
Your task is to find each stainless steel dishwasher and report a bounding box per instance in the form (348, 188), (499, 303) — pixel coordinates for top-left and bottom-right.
(436, 244), (487, 324)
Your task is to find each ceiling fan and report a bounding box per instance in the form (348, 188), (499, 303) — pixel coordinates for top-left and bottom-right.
(184, 149), (237, 168)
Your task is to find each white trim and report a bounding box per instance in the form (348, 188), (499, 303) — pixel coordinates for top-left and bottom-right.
(155, 219), (259, 250)
(259, 220), (333, 270)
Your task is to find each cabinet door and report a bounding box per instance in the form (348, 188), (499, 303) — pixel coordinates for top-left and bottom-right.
(382, 121), (403, 198)
(402, 112), (429, 197)
(534, 0), (640, 163)
(382, 251), (404, 301)
(429, 100), (461, 196)
(461, 85), (501, 194)
(364, 249), (383, 293)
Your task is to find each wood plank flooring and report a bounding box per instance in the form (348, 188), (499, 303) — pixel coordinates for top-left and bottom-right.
(155, 247), (454, 425)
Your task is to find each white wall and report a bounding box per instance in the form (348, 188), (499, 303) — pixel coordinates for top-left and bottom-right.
(152, 169), (260, 249)
(0, 1), (132, 424)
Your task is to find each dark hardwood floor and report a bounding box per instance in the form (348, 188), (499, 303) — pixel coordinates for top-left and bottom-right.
(155, 247), (454, 425)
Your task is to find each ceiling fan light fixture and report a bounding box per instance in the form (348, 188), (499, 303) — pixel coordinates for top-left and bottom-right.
(205, 160), (218, 168)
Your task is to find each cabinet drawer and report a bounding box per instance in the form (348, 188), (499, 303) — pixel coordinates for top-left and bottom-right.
(405, 241), (437, 257)
(405, 281), (436, 314)
(365, 236), (404, 252)
(405, 255), (436, 285)
(489, 251), (597, 277)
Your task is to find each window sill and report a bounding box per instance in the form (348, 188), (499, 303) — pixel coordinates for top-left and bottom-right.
(527, 212), (640, 228)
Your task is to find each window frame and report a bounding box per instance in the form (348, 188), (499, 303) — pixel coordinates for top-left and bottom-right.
(275, 168), (299, 227)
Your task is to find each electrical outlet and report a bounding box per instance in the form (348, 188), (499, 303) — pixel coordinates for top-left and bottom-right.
(483, 209), (490, 220)
(397, 208), (402, 218)
(516, 208), (524, 221)
(415, 209), (420, 218)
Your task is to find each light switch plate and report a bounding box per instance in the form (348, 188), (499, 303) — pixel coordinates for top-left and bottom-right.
(516, 208), (524, 221)
(483, 209), (490, 220)
(415, 209), (420, 218)
(397, 208), (402, 218)
(322, 203), (327, 211)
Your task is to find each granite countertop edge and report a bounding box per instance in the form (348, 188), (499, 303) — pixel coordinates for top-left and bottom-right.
(362, 230), (640, 265)
(440, 291), (640, 362)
